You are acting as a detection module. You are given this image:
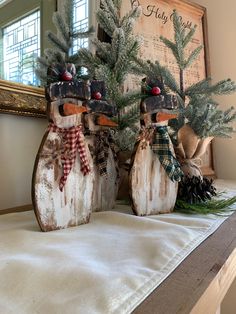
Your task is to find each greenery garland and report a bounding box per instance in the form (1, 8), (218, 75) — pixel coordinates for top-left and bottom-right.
(174, 195), (236, 215)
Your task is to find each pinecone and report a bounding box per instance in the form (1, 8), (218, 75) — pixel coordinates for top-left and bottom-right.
(177, 175), (217, 204)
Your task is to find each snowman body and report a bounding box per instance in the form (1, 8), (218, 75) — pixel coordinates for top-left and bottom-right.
(85, 113), (118, 212)
(129, 122), (178, 216)
(32, 82), (94, 231)
(129, 77), (180, 216)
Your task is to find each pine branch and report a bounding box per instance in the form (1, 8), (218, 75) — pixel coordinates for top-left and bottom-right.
(185, 77), (212, 95)
(184, 45), (203, 69)
(115, 91), (143, 110)
(183, 25), (197, 47)
(113, 126), (138, 151)
(52, 11), (70, 44)
(77, 48), (102, 77)
(113, 0), (122, 10)
(160, 36), (178, 60)
(210, 79), (236, 95)
(37, 56), (49, 68)
(72, 26), (95, 39)
(186, 100), (236, 138)
(142, 59), (180, 94)
(101, 0), (120, 26)
(118, 104), (140, 129)
(174, 195), (236, 215)
(120, 6), (142, 36)
(63, 0), (74, 33)
(35, 68), (48, 84)
(173, 11), (185, 67)
(120, 6), (141, 26)
(111, 28), (125, 68)
(96, 7), (118, 37)
(46, 31), (69, 54)
(92, 38), (115, 66)
(133, 57), (153, 76)
(159, 63), (180, 94)
(95, 65), (120, 101)
(114, 33), (139, 84)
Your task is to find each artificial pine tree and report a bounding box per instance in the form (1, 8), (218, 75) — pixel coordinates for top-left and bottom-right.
(78, 0), (142, 151)
(134, 10), (236, 204)
(35, 0), (93, 85)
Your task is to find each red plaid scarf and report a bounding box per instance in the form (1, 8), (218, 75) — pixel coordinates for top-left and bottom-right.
(48, 123), (91, 191)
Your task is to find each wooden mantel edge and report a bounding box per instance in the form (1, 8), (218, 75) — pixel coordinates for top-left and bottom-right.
(0, 204), (32, 215)
(190, 248), (236, 314)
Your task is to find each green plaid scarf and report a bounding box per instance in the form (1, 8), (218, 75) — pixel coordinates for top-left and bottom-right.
(151, 126), (183, 182)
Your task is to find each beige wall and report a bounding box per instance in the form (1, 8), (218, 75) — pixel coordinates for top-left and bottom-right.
(191, 0), (236, 179)
(0, 114), (47, 210)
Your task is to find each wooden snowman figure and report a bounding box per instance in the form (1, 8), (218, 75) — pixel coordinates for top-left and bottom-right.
(129, 78), (183, 216)
(32, 65), (95, 231)
(83, 81), (119, 212)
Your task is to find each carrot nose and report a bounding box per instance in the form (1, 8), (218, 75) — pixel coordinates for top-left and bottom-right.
(95, 114), (118, 127)
(156, 112), (178, 122)
(63, 103), (88, 116)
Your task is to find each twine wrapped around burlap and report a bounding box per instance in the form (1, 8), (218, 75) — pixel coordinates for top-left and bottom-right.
(175, 124), (213, 178)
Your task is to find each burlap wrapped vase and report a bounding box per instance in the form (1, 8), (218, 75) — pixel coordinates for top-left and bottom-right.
(175, 124), (213, 178)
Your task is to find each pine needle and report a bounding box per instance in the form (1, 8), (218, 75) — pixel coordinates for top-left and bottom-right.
(174, 196), (236, 215)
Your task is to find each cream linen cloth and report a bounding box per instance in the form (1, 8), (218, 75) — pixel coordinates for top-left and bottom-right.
(0, 180), (236, 314)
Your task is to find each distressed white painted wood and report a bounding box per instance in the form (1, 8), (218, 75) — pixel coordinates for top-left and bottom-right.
(32, 99), (94, 231)
(129, 140), (178, 216)
(49, 98), (84, 128)
(86, 114), (118, 212)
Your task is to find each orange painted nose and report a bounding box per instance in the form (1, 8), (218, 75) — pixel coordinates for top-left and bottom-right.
(96, 114), (118, 127)
(63, 103), (88, 116)
(156, 112), (178, 122)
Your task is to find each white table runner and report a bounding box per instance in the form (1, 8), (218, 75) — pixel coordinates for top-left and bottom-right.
(0, 181), (236, 314)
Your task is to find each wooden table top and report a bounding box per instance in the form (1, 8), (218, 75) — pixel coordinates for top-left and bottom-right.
(133, 210), (236, 314)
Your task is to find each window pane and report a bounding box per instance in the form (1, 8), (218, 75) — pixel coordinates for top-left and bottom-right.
(1, 10), (40, 86)
(72, 0), (89, 53)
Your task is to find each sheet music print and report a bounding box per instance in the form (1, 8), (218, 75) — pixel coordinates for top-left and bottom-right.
(122, 0), (206, 92)
(121, 0), (213, 175)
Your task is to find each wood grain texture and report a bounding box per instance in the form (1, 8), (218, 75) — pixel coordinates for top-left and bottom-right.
(49, 98), (84, 128)
(190, 249), (236, 314)
(86, 114), (118, 212)
(32, 99), (94, 232)
(45, 81), (90, 102)
(129, 141), (178, 216)
(32, 131), (94, 232)
(0, 204), (32, 215)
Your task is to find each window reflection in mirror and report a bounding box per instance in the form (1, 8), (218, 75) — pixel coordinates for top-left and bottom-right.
(0, 0), (90, 87)
(1, 10), (40, 86)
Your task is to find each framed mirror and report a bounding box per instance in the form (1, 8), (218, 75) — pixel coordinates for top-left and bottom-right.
(0, 0), (97, 118)
(0, 79), (46, 117)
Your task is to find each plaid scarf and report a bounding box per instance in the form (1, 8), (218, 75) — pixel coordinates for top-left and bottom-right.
(86, 130), (119, 179)
(151, 126), (183, 182)
(95, 130), (119, 179)
(49, 123), (91, 191)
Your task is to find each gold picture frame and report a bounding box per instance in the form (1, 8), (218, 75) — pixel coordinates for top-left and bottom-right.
(0, 79), (47, 118)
